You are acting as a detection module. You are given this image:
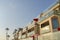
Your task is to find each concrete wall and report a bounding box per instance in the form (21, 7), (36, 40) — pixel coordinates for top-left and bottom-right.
(20, 31), (60, 40)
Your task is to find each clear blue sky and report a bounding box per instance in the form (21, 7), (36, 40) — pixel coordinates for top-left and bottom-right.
(0, 0), (56, 40)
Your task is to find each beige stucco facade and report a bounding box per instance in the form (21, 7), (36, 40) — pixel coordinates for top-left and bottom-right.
(20, 2), (60, 40)
(13, 1), (60, 40)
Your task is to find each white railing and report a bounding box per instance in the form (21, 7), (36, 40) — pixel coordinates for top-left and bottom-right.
(22, 35), (26, 39)
(28, 31), (35, 37)
(21, 37), (33, 40)
(41, 25), (50, 34)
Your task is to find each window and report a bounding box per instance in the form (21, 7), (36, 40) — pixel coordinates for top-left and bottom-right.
(52, 17), (59, 29)
(41, 21), (50, 34)
(41, 21), (49, 28)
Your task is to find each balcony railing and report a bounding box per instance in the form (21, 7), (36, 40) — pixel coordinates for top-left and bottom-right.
(40, 10), (60, 22)
(28, 31), (35, 37)
(22, 37), (33, 40)
(40, 10), (54, 21)
(41, 25), (50, 34)
(22, 35), (26, 39)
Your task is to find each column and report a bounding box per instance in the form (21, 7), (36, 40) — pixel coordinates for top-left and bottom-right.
(49, 18), (53, 32)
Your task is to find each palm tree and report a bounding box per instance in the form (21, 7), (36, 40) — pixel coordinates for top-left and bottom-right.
(26, 27), (28, 38)
(5, 28), (9, 35)
(5, 28), (10, 40)
(13, 29), (17, 40)
(6, 28), (9, 31)
(18, 28), (23, 32)
(18, 28), (23, 39)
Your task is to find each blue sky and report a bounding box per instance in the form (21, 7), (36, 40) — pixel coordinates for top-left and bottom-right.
(0, 0), (56, 40)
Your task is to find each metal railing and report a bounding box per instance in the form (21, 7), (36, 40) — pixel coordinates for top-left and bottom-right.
(28, 31), (35, 37)
(40, 10), (60, 22)
(40, 10), (54, 21)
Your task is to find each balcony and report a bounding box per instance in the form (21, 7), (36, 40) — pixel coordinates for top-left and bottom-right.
(22, 35), (26, 39)
(28, 31), (35, 37)
(40, 10), (60, 22)
(41, 25), (50, 34)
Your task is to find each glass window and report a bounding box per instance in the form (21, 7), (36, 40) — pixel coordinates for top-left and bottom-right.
(41, 25), (50, 34)
(41, 21), (50, 34)
(52, 18), (59, 29)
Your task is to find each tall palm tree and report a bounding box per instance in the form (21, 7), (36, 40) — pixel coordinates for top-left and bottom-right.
(18, 28), (23, 32)
(25, 26), (28, 34)
(5, 28), (9, 36)
(6, 28), (9, 31)
(13, 29), (16, 34)
(18, 28), (23, 39)
(13, 29), (17, 40)
(5, 28), (10, 40)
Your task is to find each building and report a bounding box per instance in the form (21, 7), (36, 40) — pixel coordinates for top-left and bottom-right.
(13, 0), (60, 40)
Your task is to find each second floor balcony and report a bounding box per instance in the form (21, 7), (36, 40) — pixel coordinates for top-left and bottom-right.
(40, 10), (60, 22)
(28, 31), (35, 37)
